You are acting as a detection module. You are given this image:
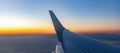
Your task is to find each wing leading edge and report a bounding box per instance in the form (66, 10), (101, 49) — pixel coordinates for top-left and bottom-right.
(49, 10), (120, 53)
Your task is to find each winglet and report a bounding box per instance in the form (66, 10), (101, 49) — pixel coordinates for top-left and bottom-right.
(49, 10), (65, 42)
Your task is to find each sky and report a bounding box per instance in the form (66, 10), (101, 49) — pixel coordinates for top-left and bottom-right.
(0, 0), (119, 34)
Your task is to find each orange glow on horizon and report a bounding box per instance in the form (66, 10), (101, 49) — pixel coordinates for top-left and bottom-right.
(0, 25), (119, 34)
(0, 27), (55, 34)
(66, 26), (120, 34)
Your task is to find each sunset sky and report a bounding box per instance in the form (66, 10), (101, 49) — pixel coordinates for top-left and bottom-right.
(0, 0), (120, 34)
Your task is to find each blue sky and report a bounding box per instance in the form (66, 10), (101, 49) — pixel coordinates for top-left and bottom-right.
(0, 0), (119, 34)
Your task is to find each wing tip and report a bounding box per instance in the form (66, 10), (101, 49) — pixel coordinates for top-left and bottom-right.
(49, 10), (65, 31)
(49, 10), (65, 42)
(49, 10), (53, 14)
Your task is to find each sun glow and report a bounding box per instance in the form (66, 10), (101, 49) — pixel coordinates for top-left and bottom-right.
(0, 15), (55, 34)
(0, 15), (32, 28)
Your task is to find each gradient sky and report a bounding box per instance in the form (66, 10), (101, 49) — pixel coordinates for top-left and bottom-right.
(0, 0), (120, 34)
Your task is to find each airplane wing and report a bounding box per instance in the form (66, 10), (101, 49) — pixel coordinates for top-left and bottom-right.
(49, 10), (120, 53)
